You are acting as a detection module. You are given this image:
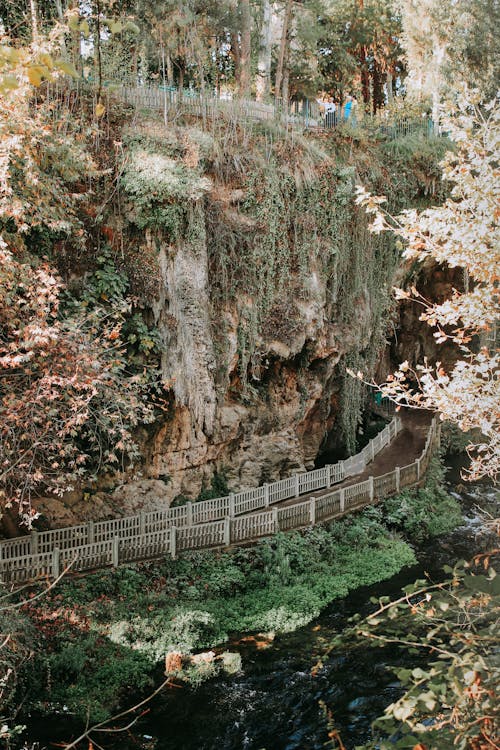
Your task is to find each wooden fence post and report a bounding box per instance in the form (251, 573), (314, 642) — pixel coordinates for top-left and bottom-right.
(88, 520), (95, 544)
(224, 517), (231, 546)
(369, 476), (374, 502)
(395, 466), (400, 493)
(229, 493), (235, 518)
(264, 484), (269, 507)
(295, 475), (300, 497)
(186, 502), (193, 527)
(139, 512), (146, 535)
(340, 488), (345, 512)
(31, 530), (38, 555)
(272, 507), (279, 531)
(112, 537), (120, 567)
(416, 458), (421, 480)
(309, 497), (316, 525)
(371, 441), (375, 462)
(326, 467), (331, 489)
(52, 547), (60, 579)
(170, 526), (177, 560)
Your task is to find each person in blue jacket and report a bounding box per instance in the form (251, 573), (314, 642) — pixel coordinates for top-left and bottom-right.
(343, 95), (353, 120)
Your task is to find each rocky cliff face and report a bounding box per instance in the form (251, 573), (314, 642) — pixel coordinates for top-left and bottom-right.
(125, 128), (390, 505)
(33, 120), (448, 526)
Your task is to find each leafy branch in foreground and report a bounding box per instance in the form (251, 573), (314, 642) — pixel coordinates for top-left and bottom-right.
(354, 93), (500, 483)
(325, 553), (500, 750)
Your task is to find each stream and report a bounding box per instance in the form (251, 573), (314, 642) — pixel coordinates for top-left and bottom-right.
(28, 466), (498, 750)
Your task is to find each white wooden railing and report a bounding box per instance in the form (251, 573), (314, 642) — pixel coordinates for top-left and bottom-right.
(0, 415), (443, 585)
(0, 417), (401, 568)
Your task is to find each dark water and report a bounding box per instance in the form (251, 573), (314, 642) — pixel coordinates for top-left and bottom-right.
(28, 469), (498, 750)
(143, 568), (421, 750)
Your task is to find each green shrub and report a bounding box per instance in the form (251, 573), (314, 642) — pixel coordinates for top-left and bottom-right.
(383, 456), (463, 541)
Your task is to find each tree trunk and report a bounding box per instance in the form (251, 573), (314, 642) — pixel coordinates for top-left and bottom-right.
(94, 0), (103, 103)
(256, 0), (272, 101)
(238, 0), (252, 97)
(178, 63), (185, 98)
(166, 53), (174, 86)
(68, 0), (81, 73)
(275, 0), (293, 102)
(282, 27), (291, 106)
(53, 0), (69, 59)
(231, 32), (241, 91)
(359, 45), (370, 107)
(356, 0), (370, 109)
(386, 69), (394, 102)
(29, 0), (39, 43)
(371, 60), (385, 113)
(54, 0), (63, 21)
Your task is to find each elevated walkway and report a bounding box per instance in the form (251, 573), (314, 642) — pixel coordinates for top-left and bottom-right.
(0, 410), (439, 585)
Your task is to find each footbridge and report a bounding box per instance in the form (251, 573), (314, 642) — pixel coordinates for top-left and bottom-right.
(0, 410), (439, 586)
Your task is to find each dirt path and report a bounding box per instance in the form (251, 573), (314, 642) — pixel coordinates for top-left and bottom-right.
(278, 409), (432, 509)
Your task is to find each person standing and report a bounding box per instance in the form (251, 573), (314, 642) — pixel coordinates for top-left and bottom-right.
(343, 95), (352, 121)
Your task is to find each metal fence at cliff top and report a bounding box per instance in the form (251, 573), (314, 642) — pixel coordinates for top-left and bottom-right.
(57, 80), (437, 138)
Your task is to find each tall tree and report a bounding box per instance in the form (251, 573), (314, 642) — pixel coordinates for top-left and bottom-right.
(275, 0), (293, 101)
(255, 0), (273, 101)
(238, 0), (252, 96)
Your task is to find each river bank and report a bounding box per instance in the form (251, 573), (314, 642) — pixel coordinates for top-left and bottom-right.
(71, 463), (497, 750)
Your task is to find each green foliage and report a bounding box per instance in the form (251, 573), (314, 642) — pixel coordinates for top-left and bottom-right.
(120, 133), (211, 234)
(382, 455), (463, 542)
(172, 471), (230, 507)
(440, 420), (476, 455)
(35, 630), (153, 723)
(197, 471), (230, 503)
(381, 134), (451, 205)
(71, 250), (163, 365)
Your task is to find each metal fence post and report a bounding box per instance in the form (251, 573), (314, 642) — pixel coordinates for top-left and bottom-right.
(52, 547), (60, 579)
(340, 488), (345, 512)
(170, 526), (177, 560)
(395, 466), (400, 493)
(31, 530), (38, 555)
(309, 497), (316, 525)
(112, 537), (120, 567)
(224, 517), (231, 546)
